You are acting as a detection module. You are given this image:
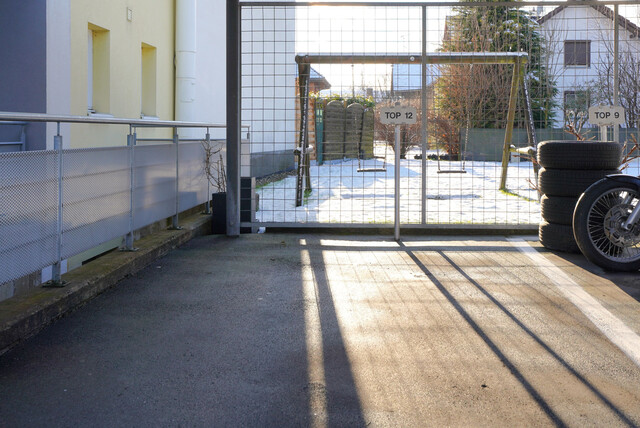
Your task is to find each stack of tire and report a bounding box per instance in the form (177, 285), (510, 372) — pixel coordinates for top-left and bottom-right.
(537, 140), (622, 253)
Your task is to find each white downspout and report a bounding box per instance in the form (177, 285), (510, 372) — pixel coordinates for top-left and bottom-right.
(175, 0), (197, 127)
(46, 0), (71, 149)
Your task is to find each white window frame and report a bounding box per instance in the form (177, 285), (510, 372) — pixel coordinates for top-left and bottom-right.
(87, 29), (94, 113)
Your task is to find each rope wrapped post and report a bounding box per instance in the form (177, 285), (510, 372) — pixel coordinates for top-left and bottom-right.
(295, 62), (311, 207)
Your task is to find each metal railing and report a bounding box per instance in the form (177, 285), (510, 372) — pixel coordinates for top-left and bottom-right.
(0, 121), (26, 152)
(0, 112), (244, 287)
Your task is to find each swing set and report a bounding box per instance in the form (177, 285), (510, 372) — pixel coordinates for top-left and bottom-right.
(294, 52), (530, 207)
(357, 142), (388, 173)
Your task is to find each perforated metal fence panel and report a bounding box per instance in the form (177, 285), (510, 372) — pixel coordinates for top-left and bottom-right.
(179, 142), (209, 212)
(0, 141), (211, 286)
(61, 147), (131, 259)
(133, 144), (178, 230)
(1, 151), (59, 282)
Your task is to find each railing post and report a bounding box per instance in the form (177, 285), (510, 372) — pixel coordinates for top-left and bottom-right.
(50, 122), (64, 286)
(172, 127), (181, 229)
(124, 126), (137, 250)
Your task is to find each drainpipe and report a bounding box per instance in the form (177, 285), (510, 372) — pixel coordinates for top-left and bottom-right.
(175, 0), (197, 126)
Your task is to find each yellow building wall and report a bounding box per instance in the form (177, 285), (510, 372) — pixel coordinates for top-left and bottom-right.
(70, 0), (175, 147)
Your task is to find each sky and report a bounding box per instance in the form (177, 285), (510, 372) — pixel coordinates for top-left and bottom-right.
(295, 4), (446, 94)
(290, 2), (640, 96)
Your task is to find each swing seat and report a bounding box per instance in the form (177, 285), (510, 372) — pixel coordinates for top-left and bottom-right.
(437, 151), (469, 174)
(357, 167), (387, 172)
(358, 153), (387, 172)
(437, 169), (467, 174)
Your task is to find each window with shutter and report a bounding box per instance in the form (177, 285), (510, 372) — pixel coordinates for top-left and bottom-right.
(564, 40), (591, 66)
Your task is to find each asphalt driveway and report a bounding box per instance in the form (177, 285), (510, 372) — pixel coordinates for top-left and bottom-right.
(1, 233), (639, 427)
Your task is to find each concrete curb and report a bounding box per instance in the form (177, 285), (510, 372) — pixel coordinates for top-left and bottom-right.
(0, 212), (212, 355)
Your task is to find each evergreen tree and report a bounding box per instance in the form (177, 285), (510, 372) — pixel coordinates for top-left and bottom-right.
(435, 0), (557, 130)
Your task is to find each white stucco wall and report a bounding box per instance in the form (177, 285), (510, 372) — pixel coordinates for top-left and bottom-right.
(190, 1), (298, 155)
(240, 6), (297, 156)
(46, 0), (72, 149)
(189, 0), (227, 140)
(540, 5), (640, 127)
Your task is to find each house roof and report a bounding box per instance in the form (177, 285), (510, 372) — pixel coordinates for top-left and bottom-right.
(310, 67), (331, 91)
(296, 66), (331, 91)
(537, 3), (640, 38)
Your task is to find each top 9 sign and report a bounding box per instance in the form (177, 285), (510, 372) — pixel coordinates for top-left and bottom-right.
(588, 105), (625, 126)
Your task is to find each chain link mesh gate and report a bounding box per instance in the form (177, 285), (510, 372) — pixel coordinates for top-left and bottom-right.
(238, 1), (640, 231)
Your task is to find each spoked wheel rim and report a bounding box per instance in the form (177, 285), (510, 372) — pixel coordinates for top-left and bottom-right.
(587, 188), (640, 262)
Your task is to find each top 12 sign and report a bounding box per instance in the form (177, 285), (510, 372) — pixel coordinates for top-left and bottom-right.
(380, 106), (417, 125)
(588, 105), (625, 126)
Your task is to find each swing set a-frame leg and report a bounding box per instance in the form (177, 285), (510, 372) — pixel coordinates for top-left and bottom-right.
(499, 57), (526, 191)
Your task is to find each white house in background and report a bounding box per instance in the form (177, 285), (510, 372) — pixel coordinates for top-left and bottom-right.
(390, 64), (439, 102)
(182, 1), (225, 139)
(537, 3), (640, 127)
(170, 1), (298, 178)
(240, 6), (298, 178)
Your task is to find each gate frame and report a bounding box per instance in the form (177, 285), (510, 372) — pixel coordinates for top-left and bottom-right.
(232, 0), (584, 232)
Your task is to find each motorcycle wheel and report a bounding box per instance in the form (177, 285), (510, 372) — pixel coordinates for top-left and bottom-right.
(573, 179), (640, 271)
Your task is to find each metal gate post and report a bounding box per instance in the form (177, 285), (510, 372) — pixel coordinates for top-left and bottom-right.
(613, 4), (620, 144)
(226, 0), (241, 236)
(421, 5), (428, 225)
(395, 125), (401, 241)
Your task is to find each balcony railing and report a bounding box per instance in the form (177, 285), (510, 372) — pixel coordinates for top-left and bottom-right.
(0, 112), (247, 288)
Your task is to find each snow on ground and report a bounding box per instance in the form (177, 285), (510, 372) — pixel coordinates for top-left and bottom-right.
(256, 147), (640, 225)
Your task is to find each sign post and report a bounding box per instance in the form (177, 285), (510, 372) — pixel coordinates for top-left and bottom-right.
(380, 104), (417, 241)
(588, 105), (625, 141)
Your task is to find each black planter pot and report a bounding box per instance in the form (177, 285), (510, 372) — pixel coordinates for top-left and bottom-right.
(212, 178), (257, 234)
(211, 192), (226, 234)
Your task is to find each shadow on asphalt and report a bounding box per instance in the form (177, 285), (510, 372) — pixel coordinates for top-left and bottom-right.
(541, 248), (640, 303)
(398, 241), (637, 427)
(1, 234), (638, 426)
(304, 240), (368, 426)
